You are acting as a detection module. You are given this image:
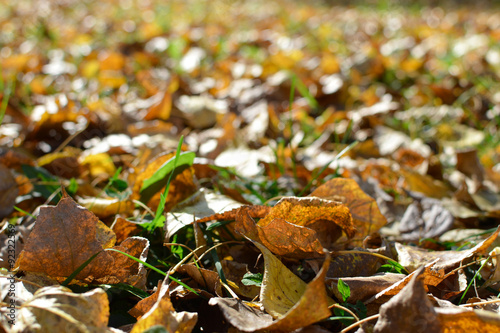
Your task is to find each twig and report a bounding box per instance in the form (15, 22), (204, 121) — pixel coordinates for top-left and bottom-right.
(460, 298), (500, 307)
(193, 241), (245, 264)
(340, 314), (380, 333)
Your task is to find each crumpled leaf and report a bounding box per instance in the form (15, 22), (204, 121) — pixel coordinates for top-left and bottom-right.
(258, 197), (355, 238)
(130, 282), (197, 333)
(16, 193), (149, 288)
(233, 197), (354, 258)
(236, 206), (326, 259)
(310, 178), (387, 243)
(373, 266), (443, 333)
(0, 164), (19, 219)
(8, 286), (110, 333)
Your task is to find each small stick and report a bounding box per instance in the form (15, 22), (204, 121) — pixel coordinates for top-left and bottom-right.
(340, 314), (380, 333)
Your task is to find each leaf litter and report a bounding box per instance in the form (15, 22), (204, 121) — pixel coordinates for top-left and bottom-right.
(1, 0), (500, 332)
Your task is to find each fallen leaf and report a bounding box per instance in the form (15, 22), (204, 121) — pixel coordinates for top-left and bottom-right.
(398, 191), (454, 241)
(328, 273), (405, 303)
(436, 307), (500, 333)
(401, 168), (451, 199)
(78, 197), (135, 218)
(208, 298), (274, 332)
(12, 286), (110, 333)
(236, 206), (326, 259)
(395, 226), (500, 273)
(176, 264), (222, 296)
(112, 217), (142, 243)
(16, 193), (149, 287)
(144, 90), (172, 121)
(257, 196), (355, 242)
(373, 266), (443, 333)
(310, 178), (387, 243)
(16, 194), (115, 280)
(130, 283), (197, 333)
(254, 241), (332, 326)
(129, 281), (162, 320)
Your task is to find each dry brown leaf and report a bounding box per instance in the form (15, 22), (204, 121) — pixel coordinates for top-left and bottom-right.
(211, 243), (333, 331)
(325, 250), (386, 278)
(232, 197), (354, 258)
(396, 226), (500, 273)
(368, 261), (447, 303)
(100, 237), (149, 289)
(112, 217), (142, 243)
(398, 191), (454, 241)
(16, 194), (149, 287)
(36, 148), (82, 179)
(12, 286), (110, 333)
(236, 206), (326, 259)
(456, 148), (485, 184)
(177, 264), (222, 296)
(328, 273), (405, 303)
(309, 178), (387, 242)
(258, 197), (355, 237)
(16, 194), (115, 280)
(208, 298), (274, 332)
(373, 266), (443, 333)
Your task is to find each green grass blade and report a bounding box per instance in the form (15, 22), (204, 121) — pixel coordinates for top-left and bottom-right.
(459, 256), (491, 304)
(14, 206), (36, 220)
(140, 151), (195, 193)
(104, 248), (201, 297)
(62, 251), (101, 286)
(142, 136), (192, 232)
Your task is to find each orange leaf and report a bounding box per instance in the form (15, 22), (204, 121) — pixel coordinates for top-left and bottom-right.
(310, 178), (387, 242)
